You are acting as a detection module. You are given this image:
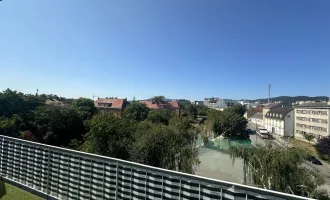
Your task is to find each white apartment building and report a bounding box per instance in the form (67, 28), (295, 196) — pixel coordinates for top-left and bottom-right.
(294, 102), (330, 142)
(204, 98), (238, 109)
(264, 107), (294, 137)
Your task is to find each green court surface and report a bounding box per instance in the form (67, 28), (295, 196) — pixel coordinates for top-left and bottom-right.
(0, 182), (43, 200)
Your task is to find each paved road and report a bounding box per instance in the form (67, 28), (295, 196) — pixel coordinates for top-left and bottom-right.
(247, 122), (281, 147)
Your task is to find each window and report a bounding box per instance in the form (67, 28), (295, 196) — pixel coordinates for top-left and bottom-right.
(302, 110), (307, 114)
(310, 118), (313, 122)
(310, 111), (313, 114)
(318, 119), (322, 123)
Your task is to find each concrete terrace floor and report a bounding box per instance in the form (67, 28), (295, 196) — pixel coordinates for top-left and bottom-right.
(196, 147), (244, 184)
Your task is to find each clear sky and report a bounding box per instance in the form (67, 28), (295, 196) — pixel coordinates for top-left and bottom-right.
(1, 0), (329, 100)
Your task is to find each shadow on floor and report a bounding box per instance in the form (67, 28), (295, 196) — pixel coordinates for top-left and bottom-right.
(0, 181), (7, 198)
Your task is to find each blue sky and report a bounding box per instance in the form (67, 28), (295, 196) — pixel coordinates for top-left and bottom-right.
(1, 0), (329, 100)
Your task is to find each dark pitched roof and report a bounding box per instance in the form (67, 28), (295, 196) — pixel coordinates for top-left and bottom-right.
(295, 102), (330, 108)
(251, 112), (263, 119)
(265, 107), (293, 120)
(263, 103), (281, 109)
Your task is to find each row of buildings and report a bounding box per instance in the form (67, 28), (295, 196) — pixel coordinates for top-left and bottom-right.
(194, 98), (258, 110)
(251, 101), (330, 143)
(93, 97), (180, 116)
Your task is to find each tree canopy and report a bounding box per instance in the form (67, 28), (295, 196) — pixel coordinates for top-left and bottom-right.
(151, 96), (165, 104)
(82, 112), (135, 160)
(230, 145), (325, 197)
(34, 104), (85, 146)
(124, 101), (149, 121)
(147, 110), (170, 125)
(316, 136), (330, 161)
(71, 98), (97, 121)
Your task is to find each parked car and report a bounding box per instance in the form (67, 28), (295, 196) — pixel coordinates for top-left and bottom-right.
(307, 156), (323, 165)
(246, 129), (252, 134)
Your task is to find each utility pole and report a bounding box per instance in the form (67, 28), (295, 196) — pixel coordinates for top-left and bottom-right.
(256, 121), (258, 142)
(268, 84), (271, 104)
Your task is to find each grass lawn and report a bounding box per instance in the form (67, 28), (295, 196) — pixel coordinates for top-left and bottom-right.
(290, 138), (318, 156)
(0, 182), (43, 200)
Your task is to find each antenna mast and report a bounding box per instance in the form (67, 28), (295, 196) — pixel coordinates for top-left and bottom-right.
(268, 84), (271, 104)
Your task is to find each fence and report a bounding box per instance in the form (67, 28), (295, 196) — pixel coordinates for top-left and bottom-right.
(0, 135), (313, 200)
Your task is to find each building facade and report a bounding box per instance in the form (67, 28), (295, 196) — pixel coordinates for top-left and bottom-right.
(294, 102), (330, 142)
(264, 107), (294, 137)
(204, 98), (238, 109)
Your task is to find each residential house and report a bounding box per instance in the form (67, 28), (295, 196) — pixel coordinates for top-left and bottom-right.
(94, 98), (129, 116)
(140, 100), (181, 117)
(264, 107), (294, 137)
(250, 112), (264, 124)
(294, 102), (330, 143)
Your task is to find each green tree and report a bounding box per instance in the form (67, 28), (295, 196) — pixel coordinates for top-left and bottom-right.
(147, 110), (170, 125)
(303, 133), (315, 144)
(0, 115), (22, 137)
(71, 98), (97, 121)
(124, 101), (149, 121)
(82, 112), (135, 160)
(0, 89), (25, 117)
(34, 105), (85, 146)
(224, 104), (247, 116)
(131, 120), (199, 174)
(152, 96), (165, 104)
(229, 145), (325, 197)
(184, 104), (198, 119)
(213, 111), (247, 139)
(316, 137), (330, 161)
(197, 105), (209, 116)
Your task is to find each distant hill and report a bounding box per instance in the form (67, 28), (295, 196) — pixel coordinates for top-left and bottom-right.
(249, 96), (329, 103)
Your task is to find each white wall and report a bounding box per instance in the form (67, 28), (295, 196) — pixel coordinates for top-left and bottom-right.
(284, 110), (294, 137)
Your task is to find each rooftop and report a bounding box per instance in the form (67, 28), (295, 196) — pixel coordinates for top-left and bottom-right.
(295, 102), (330, 108)
(265, 107), (293, 120)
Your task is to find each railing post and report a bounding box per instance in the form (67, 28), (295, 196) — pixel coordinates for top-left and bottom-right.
(0, 136), (3, 175)
(102, 161), (105, 199)
(66, 154), (70, 199)
(145, 169), (148, 199)
(179, 177), (181, 200)
(115, 161), (119, 200)
(220, 186), (222, 200)
(198, 181), (201, 200)
(129, 166), (132, 199)
(46, 147), (50, 196)
(161, 173), (164, 199)
(88, 159), (93, 200)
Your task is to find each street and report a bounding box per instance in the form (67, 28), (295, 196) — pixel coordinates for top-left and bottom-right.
(196, 121), (330, 192)
(247, 122), (281, 147)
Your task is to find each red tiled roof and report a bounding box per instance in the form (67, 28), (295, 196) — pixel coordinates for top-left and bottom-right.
(140, 101), (180, 110)
(168, 101), (180, 109)
(140, 101), (159, 109)
(95, 98), (125, 109)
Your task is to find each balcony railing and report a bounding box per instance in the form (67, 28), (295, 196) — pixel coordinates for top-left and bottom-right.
(0, 135), (313, 200)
